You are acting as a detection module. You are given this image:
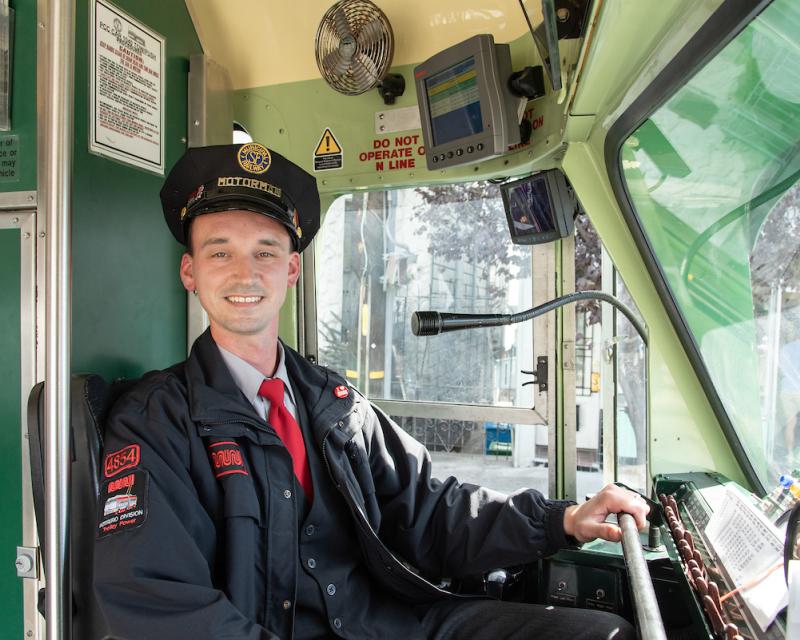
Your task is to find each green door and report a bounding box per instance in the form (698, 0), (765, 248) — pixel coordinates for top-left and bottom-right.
(0, 224), (22, 638)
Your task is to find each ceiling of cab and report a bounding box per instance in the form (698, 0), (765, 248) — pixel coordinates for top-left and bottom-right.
(184, 0), (541, 89)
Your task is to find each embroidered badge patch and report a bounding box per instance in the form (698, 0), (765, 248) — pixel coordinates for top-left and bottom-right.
(207, 441), (249, 478)
(237, 143), (271, 174)
(97, 469), (149, 538)
(333, 385), (349, 399)
(103, 444), (141, 478)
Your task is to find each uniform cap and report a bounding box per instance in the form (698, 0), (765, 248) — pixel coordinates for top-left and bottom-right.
(160, 143), (320, 252)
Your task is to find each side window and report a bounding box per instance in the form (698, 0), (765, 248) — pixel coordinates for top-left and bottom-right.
(315, 185), (552, 495)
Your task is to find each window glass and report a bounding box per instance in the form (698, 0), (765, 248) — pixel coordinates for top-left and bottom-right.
(621, 0), (800, 486)
(316, 185), (535, 409)
(316, 184), (548, 495)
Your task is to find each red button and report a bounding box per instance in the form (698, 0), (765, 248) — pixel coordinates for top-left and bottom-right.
(333, 385), (349, 398)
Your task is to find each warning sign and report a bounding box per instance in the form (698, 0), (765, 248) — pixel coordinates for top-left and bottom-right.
(358, 134), (424, 172)
(313, 128), (343, 171)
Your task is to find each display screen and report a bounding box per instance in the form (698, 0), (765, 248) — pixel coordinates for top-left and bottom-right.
(506, 177), (556, 236)
(425, 56), (483, 147)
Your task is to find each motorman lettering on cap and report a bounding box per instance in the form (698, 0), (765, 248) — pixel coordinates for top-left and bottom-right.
(160, 143), (320, 252)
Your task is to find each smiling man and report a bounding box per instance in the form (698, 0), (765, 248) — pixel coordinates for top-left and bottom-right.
(93, 143), (647, 640)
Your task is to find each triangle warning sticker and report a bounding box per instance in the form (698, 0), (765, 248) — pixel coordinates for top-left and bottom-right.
(315, 128), (342, 156)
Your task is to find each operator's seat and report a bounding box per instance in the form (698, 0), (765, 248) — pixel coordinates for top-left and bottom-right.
(27, 374), (134, 640)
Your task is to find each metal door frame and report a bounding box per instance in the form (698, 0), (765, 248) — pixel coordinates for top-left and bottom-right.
(0, 196), (41, 640)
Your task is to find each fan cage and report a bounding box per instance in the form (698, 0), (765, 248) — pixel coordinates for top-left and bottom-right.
(315, 0), (395, 95)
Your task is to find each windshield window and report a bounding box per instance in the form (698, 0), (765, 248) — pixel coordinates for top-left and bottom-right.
(621, 0), (800, 487)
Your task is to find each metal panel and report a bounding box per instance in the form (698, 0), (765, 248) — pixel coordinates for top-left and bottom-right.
(0, 190), (36, 209)
(188, 53), (234, 148)
(600, 246), (616, 485)
(375, 399), (545, 425)
(561, 234), (577, 500)
(186, 54), (234, 350)
(0, 210), (38, 639)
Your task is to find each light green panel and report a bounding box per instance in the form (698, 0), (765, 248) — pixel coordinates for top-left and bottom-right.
(570, 0), (725, 121)
(562, 142), (746, 487)
(232, 33), (569, 197)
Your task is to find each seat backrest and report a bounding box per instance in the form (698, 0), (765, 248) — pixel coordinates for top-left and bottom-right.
(27, 374), (134, 640)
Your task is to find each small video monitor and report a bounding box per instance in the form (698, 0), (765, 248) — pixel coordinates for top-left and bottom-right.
(501, 170), (576, 245)
(414, 34), (520, 170)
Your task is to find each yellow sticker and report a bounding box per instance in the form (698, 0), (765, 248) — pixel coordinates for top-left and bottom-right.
(315, 128), (342, 156)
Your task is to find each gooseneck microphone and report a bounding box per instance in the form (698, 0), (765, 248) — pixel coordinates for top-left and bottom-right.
(411, 311), (511, 336)
(411, 291), (648, 345)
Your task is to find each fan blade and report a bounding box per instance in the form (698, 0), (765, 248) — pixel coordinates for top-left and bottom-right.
(356, 17), (386, 49)
(332, 7), (352, 41)
(322, 49), (351, 78)
(351, 52), (380, 88)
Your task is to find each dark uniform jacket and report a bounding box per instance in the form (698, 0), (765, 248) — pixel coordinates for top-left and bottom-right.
(94, 329), (575, 639)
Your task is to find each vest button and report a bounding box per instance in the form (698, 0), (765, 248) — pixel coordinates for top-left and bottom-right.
(326, 583), (336, 596)
(282, 600), (291, 610)
(307, 558), (316, 569)
(333, 618), (342, 629)
(283, 489), (292, 499)
(305, 524), (315, 536)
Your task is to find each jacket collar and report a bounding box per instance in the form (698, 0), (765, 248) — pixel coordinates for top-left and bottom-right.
(185, 329), (365, 446)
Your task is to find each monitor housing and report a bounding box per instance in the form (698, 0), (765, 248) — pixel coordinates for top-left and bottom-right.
(501, 170), (576, 245)
(414, 34), (520, 170)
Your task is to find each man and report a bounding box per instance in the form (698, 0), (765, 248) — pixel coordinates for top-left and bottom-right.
(94, 143), (649, 639)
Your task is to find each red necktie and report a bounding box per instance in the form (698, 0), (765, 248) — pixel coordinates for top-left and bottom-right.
(258, 378), (313, 503)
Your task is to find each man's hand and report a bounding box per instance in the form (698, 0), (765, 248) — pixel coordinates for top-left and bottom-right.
(563, 484), (649, 543)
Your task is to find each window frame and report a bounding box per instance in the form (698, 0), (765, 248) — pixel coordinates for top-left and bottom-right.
(302, 188), (556, 478)
(604, 0), (777, 494)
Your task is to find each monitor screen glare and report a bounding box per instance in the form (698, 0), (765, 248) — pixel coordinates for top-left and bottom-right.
(425, 56), (483, 147)
(508, 178), (556, 235)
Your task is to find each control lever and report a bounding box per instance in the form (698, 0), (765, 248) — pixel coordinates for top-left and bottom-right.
(619, 513), (667, 640)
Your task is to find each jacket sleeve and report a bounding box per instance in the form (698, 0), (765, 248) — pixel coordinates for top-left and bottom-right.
(93, 382), (277, 640)
(363, 402), (577, 579)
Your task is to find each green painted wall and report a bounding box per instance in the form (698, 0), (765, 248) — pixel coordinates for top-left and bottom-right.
(0, 0), (38, 191)
(0, 229), (22, 640)
(71, 0), (202, 378)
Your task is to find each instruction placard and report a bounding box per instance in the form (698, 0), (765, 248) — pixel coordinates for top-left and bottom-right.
(0, 135), (19, 182)
(313, 128), (343, 171)
(89, 0), (165, 174)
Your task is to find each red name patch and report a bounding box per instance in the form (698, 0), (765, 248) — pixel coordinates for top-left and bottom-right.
(208, 441), (249, 478)
(108, 473), (135, 493)
(104, 445), (141, 478)
(334, 385), (349, 399)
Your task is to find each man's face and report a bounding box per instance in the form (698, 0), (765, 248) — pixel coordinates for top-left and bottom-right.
(179, 210), (300, 344)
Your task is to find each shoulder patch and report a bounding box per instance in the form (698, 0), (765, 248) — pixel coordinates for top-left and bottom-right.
(104, 444), (141, 478)
(97, 469), (149, 538)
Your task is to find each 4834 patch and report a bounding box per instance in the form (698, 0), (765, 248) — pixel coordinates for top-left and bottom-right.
(97, 469), (149, 538)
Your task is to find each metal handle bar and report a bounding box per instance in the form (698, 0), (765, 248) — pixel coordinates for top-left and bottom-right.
(619, 513), (667, 640)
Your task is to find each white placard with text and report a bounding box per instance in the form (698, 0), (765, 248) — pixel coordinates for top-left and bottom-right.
(89, 0), (165, 174)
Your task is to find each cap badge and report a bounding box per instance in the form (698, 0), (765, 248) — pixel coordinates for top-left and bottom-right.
(333, 385), (349, 399)
(238, 143), (272, 175)
(186, 184), (205, 208)
(293, 210), (302, 238)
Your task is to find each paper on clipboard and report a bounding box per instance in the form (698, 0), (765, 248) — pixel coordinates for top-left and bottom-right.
(705, 488), (787, 632)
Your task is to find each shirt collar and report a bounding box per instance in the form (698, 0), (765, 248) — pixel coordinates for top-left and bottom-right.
(217, 341), (296, 407)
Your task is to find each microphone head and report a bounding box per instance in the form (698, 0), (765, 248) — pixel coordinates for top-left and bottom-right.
(411, 311), (441, 336)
